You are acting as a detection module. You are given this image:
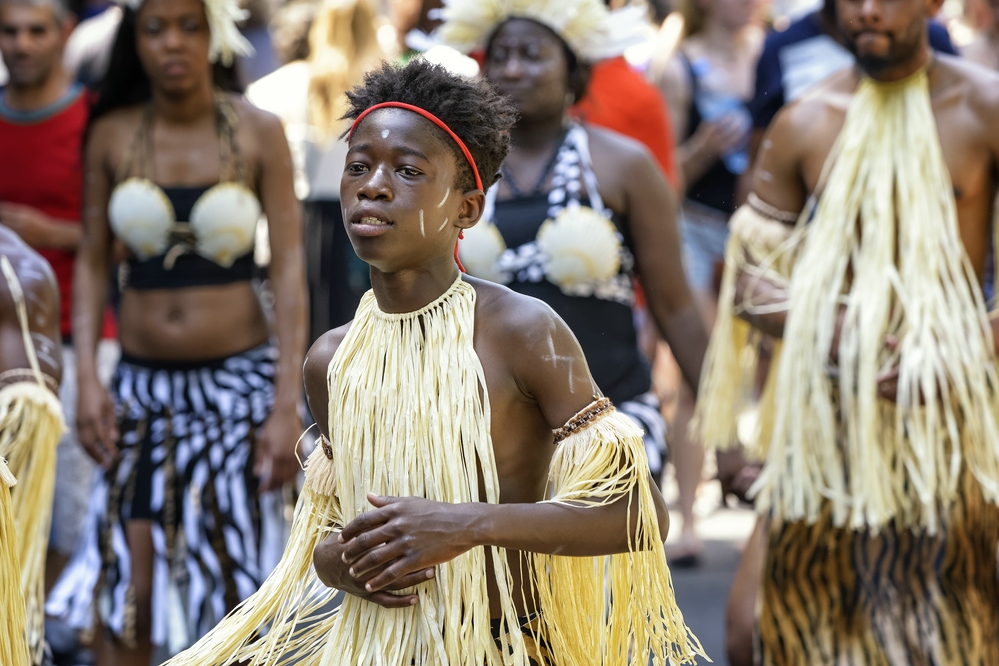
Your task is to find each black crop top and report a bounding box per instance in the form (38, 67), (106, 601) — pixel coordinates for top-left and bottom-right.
(121, 186), (256, 291)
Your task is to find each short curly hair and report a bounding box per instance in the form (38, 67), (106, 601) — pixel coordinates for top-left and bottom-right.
(343, 58), (517, 191)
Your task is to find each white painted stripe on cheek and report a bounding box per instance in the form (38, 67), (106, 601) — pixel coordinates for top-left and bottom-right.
(419, 209), (425, 237)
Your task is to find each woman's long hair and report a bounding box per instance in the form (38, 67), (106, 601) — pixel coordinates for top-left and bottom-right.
(678, 0), (708, 38)
(90, 6), (244, 124)
(306, 0), (386, 141)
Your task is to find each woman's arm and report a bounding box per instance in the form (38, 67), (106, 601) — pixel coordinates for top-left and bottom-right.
(252, 110), (309, 492)
(732, 105), (809, 339)
(72, 119), (119, 468)
(616, 138), (708, 393)
(659, 50), (747, 189)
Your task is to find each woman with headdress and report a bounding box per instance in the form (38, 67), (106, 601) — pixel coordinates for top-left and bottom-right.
(444, 0), (709, 490)
(46, 0), (307, 661)
(248, 0), (388, 339)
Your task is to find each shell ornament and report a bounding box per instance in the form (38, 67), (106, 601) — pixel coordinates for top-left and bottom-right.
(108, 179), (174, 259)
(190, 183), (261, 267)
(459, 221), (508, 283)
(536, 205), (621, 291)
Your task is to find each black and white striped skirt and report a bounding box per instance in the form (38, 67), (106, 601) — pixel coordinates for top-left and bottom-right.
(48, 344), (281, 652)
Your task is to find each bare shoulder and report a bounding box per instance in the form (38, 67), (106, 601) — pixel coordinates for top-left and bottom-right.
(585, 123), (654, 165)
(469, 276), (591, 381)
(0, 227), (59, 325)
(469, 277), (571, 350)
(304, 324), (352, 390)
(87, 105), (144, 163)
(230, 93), (285, 137)
(935, 55), (999, 119)
(0, 227), (57, 292)
(304, 322), (352, 438)
(774, 69), (853, 141)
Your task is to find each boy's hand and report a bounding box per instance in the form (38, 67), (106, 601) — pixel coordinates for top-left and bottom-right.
(313, 530), (435, 608)
(338, 494), (483, 593)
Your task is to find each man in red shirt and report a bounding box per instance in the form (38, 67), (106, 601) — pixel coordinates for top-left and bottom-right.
(0, 0), (116, 591)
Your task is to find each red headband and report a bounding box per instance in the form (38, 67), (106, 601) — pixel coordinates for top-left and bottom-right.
(348, 101), (480, 272)
(348, 102), (484, 191)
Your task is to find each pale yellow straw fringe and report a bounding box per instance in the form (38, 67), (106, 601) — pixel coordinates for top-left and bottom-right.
(0, 255), (66, 663)
(532, 408), (705, 664)
(165, 278), (701, 664)
(0, 458), (30, 666)
(0, 383), (63, 663)
(742, 70), (999, 533)
(692, 204), (796, 454)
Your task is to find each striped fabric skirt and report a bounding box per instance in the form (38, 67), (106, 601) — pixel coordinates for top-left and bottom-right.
(48, 344), (281, 653)
(758, 469), (999, 665)
(618, 391), (668, 483)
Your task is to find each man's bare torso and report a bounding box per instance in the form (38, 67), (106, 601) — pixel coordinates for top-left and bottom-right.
(755, 55), (999, 280)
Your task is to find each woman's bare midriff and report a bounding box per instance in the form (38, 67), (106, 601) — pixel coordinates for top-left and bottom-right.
(118, 282), (270, 360)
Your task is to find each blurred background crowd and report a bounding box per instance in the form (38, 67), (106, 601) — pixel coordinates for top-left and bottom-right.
(1, 0), (996, 664)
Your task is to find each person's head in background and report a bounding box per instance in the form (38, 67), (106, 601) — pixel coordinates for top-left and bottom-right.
(90, 0), (243, 122)
(307, 0), (387, 139)
(0, 0), (75, 95)
(679, 0), (756, 39)
(836, 0), (942, 78)
(482, 17), (591, 126)
(270, 0), (319, 65)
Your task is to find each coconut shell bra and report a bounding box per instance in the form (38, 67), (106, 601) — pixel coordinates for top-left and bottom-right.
(109, 94), (261, 291)
(459, 123), (635, 305)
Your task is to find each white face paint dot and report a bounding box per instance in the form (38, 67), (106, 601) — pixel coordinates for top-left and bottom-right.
(381, 129), (390, 139)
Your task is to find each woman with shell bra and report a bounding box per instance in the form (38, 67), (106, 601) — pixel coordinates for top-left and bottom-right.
(47, 0), (306, 662)
(447, 3), (709, 485)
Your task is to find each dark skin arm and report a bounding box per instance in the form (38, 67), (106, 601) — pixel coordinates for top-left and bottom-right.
(733, 108), (807, 340)
(246, 107), (308, 492)
(0, 234), (63, 382)
(335, 296), (670, 595)
(72, 116), (120, 468)
(590, 127), (708, 392)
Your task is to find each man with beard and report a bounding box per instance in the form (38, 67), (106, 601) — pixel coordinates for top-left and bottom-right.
(693, 0), (999, 660)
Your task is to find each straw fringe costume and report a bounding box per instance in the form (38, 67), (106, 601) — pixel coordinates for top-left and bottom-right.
(0, 457), (29, 666)
(695, 69), (999, 663)
(162, 277), (703, 665)
(0, 256), (66, 665)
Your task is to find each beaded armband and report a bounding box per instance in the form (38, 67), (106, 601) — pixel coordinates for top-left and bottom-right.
(0, 369), (58, 394)
(552, 396), (613, 444)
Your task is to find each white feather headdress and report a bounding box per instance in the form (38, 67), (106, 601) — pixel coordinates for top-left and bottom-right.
(436, 0), (651, 63)
(118, 0), (254, 66)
